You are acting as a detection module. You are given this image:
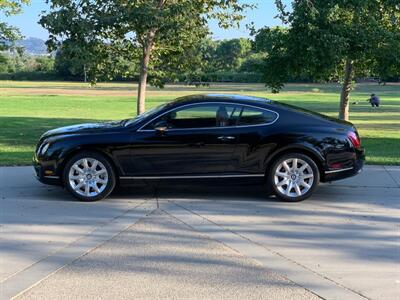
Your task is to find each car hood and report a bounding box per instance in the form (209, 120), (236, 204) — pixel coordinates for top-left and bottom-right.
(41, 120), (125, 139)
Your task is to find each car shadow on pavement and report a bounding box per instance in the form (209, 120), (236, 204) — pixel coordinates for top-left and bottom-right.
(116, 180), (276, 203)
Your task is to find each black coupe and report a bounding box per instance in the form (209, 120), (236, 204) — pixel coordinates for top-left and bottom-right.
(33, 94), (364, 202)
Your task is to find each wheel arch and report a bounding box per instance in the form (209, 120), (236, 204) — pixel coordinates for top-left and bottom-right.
(57, 147), (121, 186)
(264, 145), (326, 181)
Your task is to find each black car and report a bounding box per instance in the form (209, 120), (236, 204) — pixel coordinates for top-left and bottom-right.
(33, 94), (364, 202)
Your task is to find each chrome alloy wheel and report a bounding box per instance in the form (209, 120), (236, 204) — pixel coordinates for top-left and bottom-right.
(273, 158), (314, 198)
(68, 158), (108, 198)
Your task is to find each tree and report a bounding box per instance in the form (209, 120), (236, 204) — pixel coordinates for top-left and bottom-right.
(40, 0), (252, 115)
(53, 40), (136, 83)
(0, 0), (30, 50)
(53, 43), (87, 79)
(34, 56), (54, 72)
(1, 0), (30, 71)
(251, 26), (289, 83)
(252, 26), (288, 56)
(214, 38), (252, 71)
(259, 0), (400, 120)
(239, 53), (266, 74)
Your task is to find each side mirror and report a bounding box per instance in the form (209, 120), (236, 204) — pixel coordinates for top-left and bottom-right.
(155, 125), (168, 132)
(154, 120), (168, 133)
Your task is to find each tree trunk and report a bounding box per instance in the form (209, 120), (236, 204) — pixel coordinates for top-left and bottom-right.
(136, 0), (166, 115)
(137, 50), (150, 115)
(137, 32), (155, 115)
(339, 59), (354, 121)
(83, 64), (87, 83)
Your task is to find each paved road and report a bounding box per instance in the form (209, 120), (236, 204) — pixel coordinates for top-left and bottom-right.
(0, 166), (399, 299)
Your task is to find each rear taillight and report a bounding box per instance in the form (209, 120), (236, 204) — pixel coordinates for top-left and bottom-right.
(348, 131), (361, 149)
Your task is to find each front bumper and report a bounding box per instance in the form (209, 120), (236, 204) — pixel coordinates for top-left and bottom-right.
(33, 154), (62, 186)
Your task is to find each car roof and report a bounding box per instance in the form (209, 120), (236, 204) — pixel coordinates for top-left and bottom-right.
(169, 94), (274, 108)
(167, 94), (351, 128)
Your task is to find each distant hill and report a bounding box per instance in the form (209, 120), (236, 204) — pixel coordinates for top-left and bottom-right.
(16, 37), (48, 55)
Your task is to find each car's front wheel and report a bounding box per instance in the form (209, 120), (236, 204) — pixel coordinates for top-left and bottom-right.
(63, 151), (116, 201)
(269, 153), (320, 202)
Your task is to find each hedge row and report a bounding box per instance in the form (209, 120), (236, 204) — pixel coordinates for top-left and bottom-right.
(0, 71), (264, 83)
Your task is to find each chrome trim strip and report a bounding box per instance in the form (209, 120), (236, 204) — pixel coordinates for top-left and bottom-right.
(120, 174), (265, 180)
(137, 101), (279, 132)
(44, 175), (60, 179)
(325, 167), (354, 174)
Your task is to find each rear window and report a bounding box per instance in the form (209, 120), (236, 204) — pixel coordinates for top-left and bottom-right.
(238, 107), (277, 126)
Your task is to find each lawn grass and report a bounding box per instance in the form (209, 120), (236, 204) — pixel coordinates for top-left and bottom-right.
(0, 81), (399, 165)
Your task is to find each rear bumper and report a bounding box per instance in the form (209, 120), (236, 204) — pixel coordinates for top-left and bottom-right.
(323, 148), (365, 182)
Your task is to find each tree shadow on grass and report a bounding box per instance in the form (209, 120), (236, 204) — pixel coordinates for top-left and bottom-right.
(0, 116), (100, 146)
(0, 116), (103, 165)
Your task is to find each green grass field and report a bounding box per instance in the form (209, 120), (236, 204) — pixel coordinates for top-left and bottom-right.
(0, 81), (399, 165)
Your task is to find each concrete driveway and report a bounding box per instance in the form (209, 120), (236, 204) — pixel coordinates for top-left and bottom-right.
(0, 165), (399, 300)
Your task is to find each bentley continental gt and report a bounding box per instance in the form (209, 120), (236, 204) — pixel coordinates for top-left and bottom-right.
(34, 94), (365, 202)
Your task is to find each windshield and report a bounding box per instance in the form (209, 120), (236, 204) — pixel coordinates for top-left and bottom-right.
(124, 103), (169, 127)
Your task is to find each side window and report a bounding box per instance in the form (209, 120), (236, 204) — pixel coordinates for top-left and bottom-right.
(144, 104), (240, 130)
(238, 107), (277, 126)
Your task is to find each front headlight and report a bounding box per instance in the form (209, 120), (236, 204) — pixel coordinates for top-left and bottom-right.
(40, 143), (50, 155)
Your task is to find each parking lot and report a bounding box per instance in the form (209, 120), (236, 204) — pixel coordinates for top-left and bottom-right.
(1, 166), (399, 300)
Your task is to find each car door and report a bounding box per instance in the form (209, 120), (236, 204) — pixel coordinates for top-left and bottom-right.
(127, 103), (241, 177)
(230, 105), (280, 174)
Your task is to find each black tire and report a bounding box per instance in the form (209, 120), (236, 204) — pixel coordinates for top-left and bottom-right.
(268, 153), (320, 202)
(62, 151), (116, 201)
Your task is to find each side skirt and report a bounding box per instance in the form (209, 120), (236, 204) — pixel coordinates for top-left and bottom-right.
(119, 174), (265, 180)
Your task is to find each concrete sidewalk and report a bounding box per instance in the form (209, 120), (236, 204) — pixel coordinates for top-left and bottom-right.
(1, 165), (399, 300)
(16, 210), (319, 300)
(333, 165), (400, 188)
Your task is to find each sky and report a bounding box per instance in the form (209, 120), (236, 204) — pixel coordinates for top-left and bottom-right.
(4, 0), (291, 41)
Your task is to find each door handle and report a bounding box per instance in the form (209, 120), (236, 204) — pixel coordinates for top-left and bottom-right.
(217, 136), (236, 141)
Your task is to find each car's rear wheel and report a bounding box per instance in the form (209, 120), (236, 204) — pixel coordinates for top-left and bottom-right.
(269, 153), (320, 202)
(63, 151), (116, 201)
